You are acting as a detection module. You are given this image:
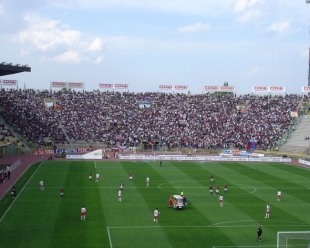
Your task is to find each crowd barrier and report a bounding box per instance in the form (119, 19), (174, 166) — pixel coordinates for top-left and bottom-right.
(0, 159), (21, 174)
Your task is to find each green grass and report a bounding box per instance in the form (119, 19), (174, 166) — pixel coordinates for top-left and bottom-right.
(0, 160), (310, 248)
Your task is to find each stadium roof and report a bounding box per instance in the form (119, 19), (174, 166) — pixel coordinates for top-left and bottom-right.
(0, 62), (31, 76)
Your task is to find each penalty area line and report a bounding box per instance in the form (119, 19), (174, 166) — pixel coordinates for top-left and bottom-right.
(107, 227), (113, 248)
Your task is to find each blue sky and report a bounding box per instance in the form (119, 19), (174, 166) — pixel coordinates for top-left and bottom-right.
(0, 0), (309, 94)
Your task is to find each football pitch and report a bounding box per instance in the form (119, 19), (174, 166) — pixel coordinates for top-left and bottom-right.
(0, 160), (309, 248)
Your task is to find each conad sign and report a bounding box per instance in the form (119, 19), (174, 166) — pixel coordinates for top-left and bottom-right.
(219, 86), (235, 92)
(204, 86), (218, 92)
(302, 86), (310, 92)
(174, 85), (188, 90)
(114, 84), (129, 89)
(252, 86), (268, 92)
(68, 82), (84, 88)
(99, 84), (113, 89)
(50, 82), (68, 88)
(158, 85), (173, 90)
(269, 86), (286, 93)
(0, 80), (18, 86)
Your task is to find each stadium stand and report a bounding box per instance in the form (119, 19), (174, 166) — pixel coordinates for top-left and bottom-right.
(0, 89), (308, 153)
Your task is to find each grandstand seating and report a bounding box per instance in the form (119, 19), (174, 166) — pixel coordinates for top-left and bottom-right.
(0, 89), (308, 152)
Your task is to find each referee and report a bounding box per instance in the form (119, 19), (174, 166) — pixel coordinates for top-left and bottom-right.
(257, 226), (262, 241)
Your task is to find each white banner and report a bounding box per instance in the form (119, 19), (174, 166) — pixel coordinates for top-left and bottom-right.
(119, 154), (291, 162)
(68, 82), (84, 89)
(114, 84), (129, 90)
(298, 159), (310, 166)
(99, 83), (114, 89)
(204, 86), (219, 92)
(158, 85), (173, 90)
(0, 80), (18, 86)
(301, 86), (310, 92)
(50, 81), (68, 88)
(219, 86), (235, 92)
(174, 85), (188, 91)
(66, 154), (102, 160)
(269, 86), (286, 93)
(252, 86), (269, 93)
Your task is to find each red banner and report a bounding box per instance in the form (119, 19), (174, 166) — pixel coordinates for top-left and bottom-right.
(174, 85), (188, 91)
(204, 86), (218, 92)
(114, 84), (129, 89)
(0, 80), (18, 86)
(158, 85), (173, 90)
(99, 83), (113, 89)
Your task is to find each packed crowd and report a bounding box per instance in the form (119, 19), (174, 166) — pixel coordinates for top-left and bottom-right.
(0, 89), (308, 151)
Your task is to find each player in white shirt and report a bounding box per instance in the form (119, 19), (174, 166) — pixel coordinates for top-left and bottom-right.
(146, 177), (150, 187)
(120, 181), (124, 191)
(39, 180), (44, 191)
(265, 203), (270, 218)
(154, 208), (160, 222)
(219, 195), (224, 207)
(95, 173), (100, 183)
(118, 190), (122, 202)
(81, 206), (86, 221)
(277, 190), (281, 202)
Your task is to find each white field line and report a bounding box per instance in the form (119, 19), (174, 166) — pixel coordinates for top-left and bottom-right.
(0, 161), (43, 222)
(239, 163), (256, 169)
(213, 246), (276, 248)
(107, 227), (113, 248)
(95, 162), (96, 168)
(18, 178), (26, 186)
(108, 224), (309, 229)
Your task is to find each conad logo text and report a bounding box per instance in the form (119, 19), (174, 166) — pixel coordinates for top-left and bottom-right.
(68, 83), (83, 87)
(99, 84), (113, 88)
(253, 86), (268, 91)
(220, 86), (234, 90)
(204, 86), (218, 90)
(52, 82), (67, 87)
(269, 86), (284, 91)
(115, 84), (129, 89)
(159, 85), (173, 90)
(175, 85), (188, 90)
(2, 80), (17, 85)
(302, 86), (310, 92)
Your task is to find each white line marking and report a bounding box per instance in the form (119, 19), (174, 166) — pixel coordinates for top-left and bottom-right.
(107, 227), (113, 248)
(107, 222), (309, 229)
(18, 178), (26, 186)
(0, 161), (43, 222)
(208, 219), (308, 227)
(239, 163), (255, 169)
(213, 245), (275, 248)
(95, 162), (96, 168)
